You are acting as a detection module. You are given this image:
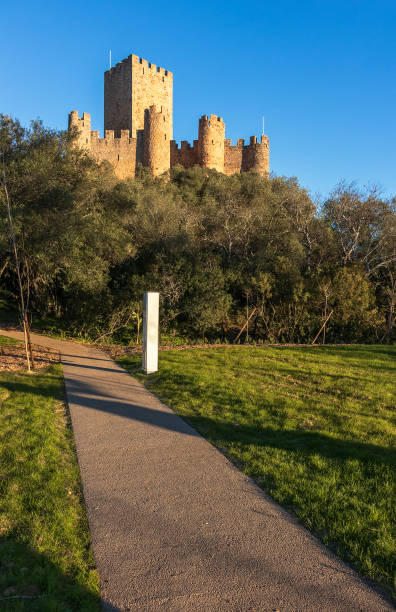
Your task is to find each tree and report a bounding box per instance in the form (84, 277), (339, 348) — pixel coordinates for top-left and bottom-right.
(1, 148), (33, 369)
(0, 115), (131, 328)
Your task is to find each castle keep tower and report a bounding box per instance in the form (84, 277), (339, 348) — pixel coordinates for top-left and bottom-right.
(104, 54), (173, 163)
(68, 52), (269, 179)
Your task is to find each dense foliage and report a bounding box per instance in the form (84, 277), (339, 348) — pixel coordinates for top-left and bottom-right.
(1, 115), (395, 344)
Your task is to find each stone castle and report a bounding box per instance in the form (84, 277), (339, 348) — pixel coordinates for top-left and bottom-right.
(68, 53), (269, 179)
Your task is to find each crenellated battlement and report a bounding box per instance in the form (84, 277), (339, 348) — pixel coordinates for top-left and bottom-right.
(224, 134), (268, 150)
(106, 55), (131, 77)
(199, 114), (224, 126)
(68, 110), (91, 126)
(106, 54), (172, 78)
(171, 140), (195, 151)
(170, 138), (199, 169)
(131, 54), (172, 77)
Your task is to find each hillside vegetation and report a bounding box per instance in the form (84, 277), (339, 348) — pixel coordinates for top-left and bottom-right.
(119, 344), (396, 597)
(0, 115), (395, 344)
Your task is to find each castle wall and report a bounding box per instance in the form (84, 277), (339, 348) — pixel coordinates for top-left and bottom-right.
(170, 133), (269, 177)
(170, 140), (199, 168)
(90, 130), (137, 180)
(68, 112), (136, 180)
(224, 138), (244, 175)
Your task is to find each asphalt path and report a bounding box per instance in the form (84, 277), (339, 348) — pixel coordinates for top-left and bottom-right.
(0, 328), (392, 611)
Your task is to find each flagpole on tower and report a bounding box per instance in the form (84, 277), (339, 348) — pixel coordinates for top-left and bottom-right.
(262, 116), (265, 135)
(110, 49), (112, 69)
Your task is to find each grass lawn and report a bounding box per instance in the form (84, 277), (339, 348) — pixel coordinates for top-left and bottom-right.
(0, 360), (100, 610)
(0, 335), (19, 347)
(119, 344), (396, 598)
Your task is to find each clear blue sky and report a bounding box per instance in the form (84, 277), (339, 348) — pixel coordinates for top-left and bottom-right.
(2, 0), (395, 199)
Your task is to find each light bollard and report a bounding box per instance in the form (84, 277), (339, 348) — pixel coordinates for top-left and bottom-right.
(142, 292), (159, 374)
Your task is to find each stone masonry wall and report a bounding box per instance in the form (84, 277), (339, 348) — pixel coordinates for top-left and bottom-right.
(224, 135), (269, 176)
(68, 111), (92, 148)
(68, 112), (136, 180)
(104, 54), (173, 166)
(198, 115), (225, 172)
(130, 55), (173, 139)
(143, 105), (170, 177)
(69, 110), (269, 180)
(224, 138), (245, 175)
(104, 56), (133, 135)
(90, 130), (137, 180)
(170, 133), (269, 176)
(170, 140), (199, 168)
(247, 135), (269, 175)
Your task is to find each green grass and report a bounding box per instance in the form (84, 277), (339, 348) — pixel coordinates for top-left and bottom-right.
(0, 364), (100, 611)
(119, 344), (396, 598)
(0, 335), (19, 346)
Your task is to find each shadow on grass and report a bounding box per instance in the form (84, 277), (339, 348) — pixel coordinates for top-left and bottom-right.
(0, 375), (64, 403)
(181, 414), (396, 468)
(0, 536), (107, 611)
(2, 373), (394, 470)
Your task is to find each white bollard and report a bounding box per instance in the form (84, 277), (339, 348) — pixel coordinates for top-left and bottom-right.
(142, 292), (159, 374)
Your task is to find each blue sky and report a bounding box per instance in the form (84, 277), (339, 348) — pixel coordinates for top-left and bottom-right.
(1, 0), (395, 199)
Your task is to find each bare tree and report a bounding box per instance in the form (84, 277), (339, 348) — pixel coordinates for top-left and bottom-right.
(1, 155), (34, 370)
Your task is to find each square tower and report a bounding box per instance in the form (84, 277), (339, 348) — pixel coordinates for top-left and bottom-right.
(104, 54), (173, 142)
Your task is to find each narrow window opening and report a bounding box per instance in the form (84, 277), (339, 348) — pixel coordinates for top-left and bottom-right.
(139, 58), (142, 64)
(86, 138), (89, 143)
(162, 76), (164, 82)
(143, 68), (144, 74)
(118, 154), (120, 161)
(165, 134), (167, 140)
(212, 139), (214, 144)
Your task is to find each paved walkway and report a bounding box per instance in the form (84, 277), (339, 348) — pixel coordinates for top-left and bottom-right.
(0, 328), (392, 611)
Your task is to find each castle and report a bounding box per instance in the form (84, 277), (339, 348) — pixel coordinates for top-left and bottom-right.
(68, 53), (269, 179)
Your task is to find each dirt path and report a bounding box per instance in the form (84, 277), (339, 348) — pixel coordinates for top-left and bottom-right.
(0, 327), (392, 611)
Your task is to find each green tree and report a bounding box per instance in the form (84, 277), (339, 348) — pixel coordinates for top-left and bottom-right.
(0, 115), (131, 325)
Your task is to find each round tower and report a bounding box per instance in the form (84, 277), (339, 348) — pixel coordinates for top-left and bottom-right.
(198, 115), (225, 172)
(68, 110), (79, 130)
(68, 111), (91, 149)
(143, 105), (170, 177)
(250, 135), (269, 176)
